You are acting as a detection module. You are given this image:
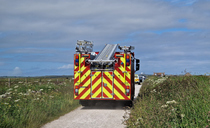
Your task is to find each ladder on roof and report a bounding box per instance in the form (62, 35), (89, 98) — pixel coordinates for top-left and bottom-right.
(95, 44), (118, 61)
(88, 44), (118, 64)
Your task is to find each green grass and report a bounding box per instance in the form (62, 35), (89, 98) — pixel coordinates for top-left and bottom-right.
(125, 76), (210, 127)
(0, 77), (80, 128)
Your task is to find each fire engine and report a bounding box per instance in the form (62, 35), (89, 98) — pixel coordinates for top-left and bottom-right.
(73, 40), (140, 106)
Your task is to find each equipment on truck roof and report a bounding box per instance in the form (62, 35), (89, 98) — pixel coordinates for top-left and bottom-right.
(76, 40), (93, 53)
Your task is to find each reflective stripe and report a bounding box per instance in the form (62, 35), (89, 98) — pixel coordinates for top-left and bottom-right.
(102, 72), (113, 98)
(91, 72), (102, 98)
(113, 54), (131, 100)
(74, 54), (91, 99)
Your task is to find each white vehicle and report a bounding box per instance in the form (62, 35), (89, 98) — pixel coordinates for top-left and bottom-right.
(135, 74), (140, 85)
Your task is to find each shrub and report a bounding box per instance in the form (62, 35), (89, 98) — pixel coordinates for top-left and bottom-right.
(0, 77), (80, 128)
(125, 76), (210, 128)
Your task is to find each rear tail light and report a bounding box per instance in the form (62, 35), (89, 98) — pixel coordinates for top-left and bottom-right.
(75, 86), (79, 96)
(76, 55), (79, 59)
(126, 55), (130, 66)
(75, 55), (79, 66)
(126, 86), (130, 96)
(126, 55), (130, 59)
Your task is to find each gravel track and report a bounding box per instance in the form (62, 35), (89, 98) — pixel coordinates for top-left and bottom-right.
(42, 84), (141, 128)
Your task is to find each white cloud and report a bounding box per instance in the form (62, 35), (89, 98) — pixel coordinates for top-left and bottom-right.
(12, 67), (22, 76)
(0, 0), (209, 75)
(58, 64), (73, 69)
(1, 0), (210, 48)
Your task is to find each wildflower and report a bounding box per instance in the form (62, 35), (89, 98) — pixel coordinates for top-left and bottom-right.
(48, 86), (52, 88)
(31, 90), (36, 93)
(28, 89), (31, 92)
(14, 85), (19, 88)
(14, 99), (20, 102)
(24, 93), (29, 96)
(151, 89), (156, 93)
(166, 100), (177, 104)
(171, 108), (177, 112)
(18, 82), (23, 84)
(4, 102), (9, 105)
(5, 92), (12, 95)
(161, 104), (168, 108)
(135, 121), (139, 125)
(137, 117), (143, 122)
(49, 96), (54, 98)
(0, 94), (7, 98)
(18, 92), (23, 95)
(181, 114), (185, 118)
(37, 98), (39, 100)
(39, 89), (43, 91)
(8, 88), (13, 91)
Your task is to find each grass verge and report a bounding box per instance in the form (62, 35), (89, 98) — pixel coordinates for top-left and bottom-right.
(125, 76), (210, 127)
(0, 77), (80, 128)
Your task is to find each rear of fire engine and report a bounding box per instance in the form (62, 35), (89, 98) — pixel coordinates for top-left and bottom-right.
(74, 40), (140, 106)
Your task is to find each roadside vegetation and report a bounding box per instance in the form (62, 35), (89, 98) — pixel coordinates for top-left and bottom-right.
(0, 77), (80, 128)
(125, 75), (210, 127)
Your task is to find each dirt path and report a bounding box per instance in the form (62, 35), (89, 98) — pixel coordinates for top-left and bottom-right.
(42, 84), (142, 128)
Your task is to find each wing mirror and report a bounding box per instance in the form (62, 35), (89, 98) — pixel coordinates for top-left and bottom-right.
(136, 59), (140, 71)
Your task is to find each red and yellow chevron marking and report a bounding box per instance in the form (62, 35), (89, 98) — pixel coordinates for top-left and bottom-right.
(102, 72), (113, 98)
(113, 54), (131, 100)
(74, 53), (132, 100)
(74, 54), (91, 99)
(91, 71), (102, 98)
(91, 71), (114, 99)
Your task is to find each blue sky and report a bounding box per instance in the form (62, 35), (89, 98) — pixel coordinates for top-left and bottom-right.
(0, 0), (210, 76)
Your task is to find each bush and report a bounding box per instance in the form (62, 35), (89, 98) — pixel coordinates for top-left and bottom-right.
(0, 77), (80, 128)
(125, 76), (210, 128)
